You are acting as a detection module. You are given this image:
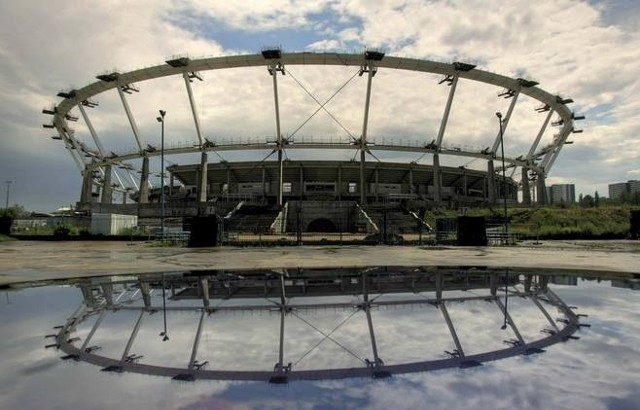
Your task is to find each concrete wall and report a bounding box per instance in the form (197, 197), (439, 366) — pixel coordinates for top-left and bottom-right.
(285, 201), (358, 232)
(90, 213), (138, 236)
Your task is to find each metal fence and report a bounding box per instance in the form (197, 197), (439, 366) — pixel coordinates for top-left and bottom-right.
(216, 201), (433, 246)
(219, 229), (434, 246)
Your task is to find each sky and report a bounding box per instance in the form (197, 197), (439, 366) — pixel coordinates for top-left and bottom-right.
(0, 0), (639, 212)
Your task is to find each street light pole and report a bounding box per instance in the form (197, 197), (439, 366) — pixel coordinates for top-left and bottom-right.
(4, 181), (11, 210)
(156, 110), (166, 240)
(160, 272), (169, 341)
(501, 269), (509, 330)
(496, 112), (509, 244)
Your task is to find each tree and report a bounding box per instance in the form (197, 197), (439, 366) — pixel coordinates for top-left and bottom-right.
(0, 205), (30, 218)
(580, 194), (595, 208)
(594, 191), (600, 207)
(617, 191), (640, 206)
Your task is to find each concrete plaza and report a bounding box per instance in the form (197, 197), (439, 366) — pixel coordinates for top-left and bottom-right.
(1, 240), (638, 286)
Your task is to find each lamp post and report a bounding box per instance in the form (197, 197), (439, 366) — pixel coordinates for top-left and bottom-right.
(4, 181), (11, 210)
(496, 112), (509, 244)
(159, 272), (169, 341)
(156, 110), (166, 239)
(501, 269), (509, 330)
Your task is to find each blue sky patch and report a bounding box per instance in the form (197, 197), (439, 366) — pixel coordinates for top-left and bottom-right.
(165, 7), (364, 53)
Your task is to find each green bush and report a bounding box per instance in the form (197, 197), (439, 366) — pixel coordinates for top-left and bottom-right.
(53, 226), (71, 239)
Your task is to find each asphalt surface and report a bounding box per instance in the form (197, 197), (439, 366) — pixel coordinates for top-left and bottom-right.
(1, 239), (638, 286)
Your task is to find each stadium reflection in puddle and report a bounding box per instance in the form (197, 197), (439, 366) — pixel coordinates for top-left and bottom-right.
(2, 267), (640, 409)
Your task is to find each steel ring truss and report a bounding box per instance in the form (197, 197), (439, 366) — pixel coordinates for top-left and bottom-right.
(50, 268), (584, 383)
(43, 50), (584, 200)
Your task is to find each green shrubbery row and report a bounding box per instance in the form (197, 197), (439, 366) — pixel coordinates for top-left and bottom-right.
(426, 205), (634, 239)
(510, 207), (631, 239)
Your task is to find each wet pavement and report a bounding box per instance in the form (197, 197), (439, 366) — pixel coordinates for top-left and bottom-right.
(1, 240), (638, 285)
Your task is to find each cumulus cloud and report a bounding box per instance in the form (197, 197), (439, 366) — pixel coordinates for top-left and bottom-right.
(1, 0), (638, 210)
(3, 273), (640, 409)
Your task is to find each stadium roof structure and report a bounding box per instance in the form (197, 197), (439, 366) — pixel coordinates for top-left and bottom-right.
(43, 50), (584, 206)
(51, 267), (583, 383)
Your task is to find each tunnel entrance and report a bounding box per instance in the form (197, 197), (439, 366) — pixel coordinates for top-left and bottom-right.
(307, 218), (338, 233)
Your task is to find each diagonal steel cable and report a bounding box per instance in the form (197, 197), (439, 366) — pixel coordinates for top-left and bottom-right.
(285, 68), (360, 141)
(209, 149), (227, 163)
(351, 148), (360, 162)
(413, 151), (429, 164)
(236, 149), (277, 180)
(291, 308), (365, 367)
(366, 149), (383, 164)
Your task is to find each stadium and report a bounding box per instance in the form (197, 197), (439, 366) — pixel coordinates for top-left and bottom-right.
(43, 49), (583, 240)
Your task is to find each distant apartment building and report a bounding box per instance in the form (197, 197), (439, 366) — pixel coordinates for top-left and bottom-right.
(550, 276), (578, 286)
(608, 180), (640, 198)
(611, 279), (640, 291)
(546, 184), (576, 204)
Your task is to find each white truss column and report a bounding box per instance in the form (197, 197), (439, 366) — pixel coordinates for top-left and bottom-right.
(169, 172), (174, 198)
(198, 152), (208, 203)
(299, 165), (304, 199)
(183, 72), (204, 147)
(54, 120), (86, 172)
(275, 274), (288, 375)
(81, 165), (94, 204)
(536, 174), (547, 205)
(199, 278), (210, 308)
(440, 302), (465, 359)
(100, 283), (114, 306)
(495, 298), (526, 348)
(409, 166), (414, 194)
(359, 62), (377, 205)
(188, 310), (206, 370)
(116, 85), (144, 153)
(521, 167), (531, 205)
(462, 171), (468, 198)
(433, 73), (459, 204)
(77, 104), (106, 157)
(491, 89), (520, 154)
(528, 109), (554, 160)
(120, 310), (145, 363)
(433, 153), (442, 205)
(338, 165), (342, 201)
(362, 273), (382, 368)
(262, 167), (267, 200)
(545, 126), (574, 172)
(268, 61), (285, 206)
(531, 295), (560, 332)
(487, 160), (496, 204)
(140, 281), (151, 309)
(101, 164), (113, 204)
(490, 273), (499, 296)
(435, 75), (458, 149)
(80, 310), (107, 352)
(139, 156), (150, 204)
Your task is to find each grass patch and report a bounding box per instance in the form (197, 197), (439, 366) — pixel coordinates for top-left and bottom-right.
(0, 234), (15, 242)
(510, 207), (630, 239)
(426, 206), (632, 239)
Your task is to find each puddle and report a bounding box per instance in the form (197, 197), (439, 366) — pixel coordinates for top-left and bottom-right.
(1, 267), (639, 409)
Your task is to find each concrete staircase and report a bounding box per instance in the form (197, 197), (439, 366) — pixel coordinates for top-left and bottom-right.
(225, 204), (281, 234)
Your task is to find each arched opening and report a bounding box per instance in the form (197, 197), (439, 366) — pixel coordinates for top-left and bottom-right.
(307, 218), (337, 233)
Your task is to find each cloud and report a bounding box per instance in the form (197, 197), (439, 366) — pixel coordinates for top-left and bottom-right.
(171, 0), (328, 33)
(3, 272), (640, 409)
(1, 0), (639, 211)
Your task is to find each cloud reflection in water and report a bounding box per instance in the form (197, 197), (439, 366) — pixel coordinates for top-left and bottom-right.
(0, 270), (638, 410)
